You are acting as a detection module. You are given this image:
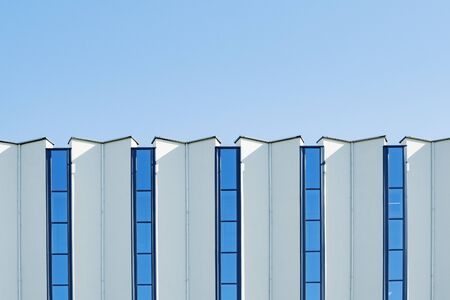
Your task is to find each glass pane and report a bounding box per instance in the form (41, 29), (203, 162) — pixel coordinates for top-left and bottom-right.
(52, 224), (68, 254)
(52, 254), (69, 285)
(305, 252), (321, 282)
(388, 281), (403, 300)
(221, 253), (237, 283)
(221, 191), (237, 221)
(221, 222), (237, 252)
(388, 189), (403, 219)
(136, 192), (152, 222)
(388, 250), (403, 280)
(305, 282), (321, 300)
(137, 223), (152, 253)
(304, 148), (321, 189)
(388, 220), (404, 250)
(220, 149), (238, 190)
(52, 285), (69, 300)
(137, 254), (152, 284)
(51, 150), (68, 191)
(221, 284), (237, 300)
(388, 148), (404, 188)
(305, 190), (320, 220)
(137, 285), (152, 300)
(51, 192), (68, 222)
(305, 221), (321, 251)
(136, 150), (153, 191)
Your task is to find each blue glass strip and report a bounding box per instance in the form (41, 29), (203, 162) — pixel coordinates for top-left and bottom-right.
(133, 148), (156, 300)
(217, 148), (240, 300)
(302, 147), (323, 300)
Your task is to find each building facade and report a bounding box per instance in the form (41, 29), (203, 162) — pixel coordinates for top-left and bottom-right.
(0, 135), (448, 300)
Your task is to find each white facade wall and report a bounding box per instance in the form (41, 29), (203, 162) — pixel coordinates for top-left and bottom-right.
(433, 140), (450, 300)
(0, 142), (18, 300)
(236, 138), (270, 300)
(70, 139), (102, 300)
(104, 138), (137, 300)
(403, 138), (432, 300)
(21, 139), (53, 300)
(352, 137), (385, 300)
(3, 135), (450, 300)
(187, 138), (219, 300)
(271, 138), (302, 300)
(320, 138), (351, 300)
(154, 138), (187, 300)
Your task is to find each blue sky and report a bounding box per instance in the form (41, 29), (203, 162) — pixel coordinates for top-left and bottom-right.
(1, 1), (449, 146)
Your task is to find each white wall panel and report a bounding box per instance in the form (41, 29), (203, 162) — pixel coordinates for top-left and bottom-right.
(154, 139), (187, 300)
(403, 138), (432, 300)
(432, 140), (450, 300)
(21, 139), (51, 300)
(352, 138), (384, 300)
(271, 138), (301, 300)
(70, 139), (102, 300)
(0, 142), (18, 300)
(236, 138), (270, 300)
(321, 139), (351, 300)
(187, 138), (219, 300)
(104, 138), (136, 300)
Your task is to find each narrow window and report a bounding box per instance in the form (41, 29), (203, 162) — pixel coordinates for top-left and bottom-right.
(132, 148), (156, 300)
(301, 147), (324, 300)
(384, 146), (406, 300)
(47, 149), (72, 300)
(216, 147), (241, 300)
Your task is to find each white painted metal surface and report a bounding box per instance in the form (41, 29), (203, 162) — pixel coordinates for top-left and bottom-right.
(70, 139), (102, 300)
(21, 139), (52, 300)
(271, 138), (302, 300)
(154, 138), (187, 300)
(432, 139), (450, 300)
(351, 137), (385, 300)
(236, 138), (270, 300)
(403, 138), (432, 300)
(0, 142), (18, 300)
(187, 138), (220, 300)
(103, 138), (136, 300)
(320, 138), (352, 300)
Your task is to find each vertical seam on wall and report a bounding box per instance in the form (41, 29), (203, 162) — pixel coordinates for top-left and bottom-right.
(350, 142), (354, 300)
(101, 144), (105, 300)
(268, 144), (273, 300)
(185, 143), (189, 300)
(430, 142), (435, 300)
(17, 145), (22, 300)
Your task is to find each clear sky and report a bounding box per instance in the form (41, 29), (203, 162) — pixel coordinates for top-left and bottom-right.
(1, 1), (449, 146)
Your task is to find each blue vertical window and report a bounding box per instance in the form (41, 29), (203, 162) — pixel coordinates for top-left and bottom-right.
(132, 148), (156, 300)
(384, 146), (406, 300)
(216, 147), (241, 300)
(47, 149), (72, 300)
(301, 147), (324, 300)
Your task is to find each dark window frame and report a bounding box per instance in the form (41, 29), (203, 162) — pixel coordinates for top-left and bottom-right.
(383, 145), (407, 300)
(215, 146), (241, 300)
(46, 148), (73, 300)
(132, 147), (157, 300)
(300, 146), (325, 300)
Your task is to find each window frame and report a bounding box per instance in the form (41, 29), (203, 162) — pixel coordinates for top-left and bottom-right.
(132, 147), (157, 300)
(215, 146), (241, 300)
(46, 148), (73, 300)
(300, 146), (325, 300)
(383, 145), (407, 300)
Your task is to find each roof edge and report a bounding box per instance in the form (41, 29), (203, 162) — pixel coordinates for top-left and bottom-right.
(399, 136), (431, 144)
(234, 135), (304, 144)
(317, 135), (387, 144)
(0, 137), (54, 146)
(68, 136), (139, 145)
(152, 136), (220, 145)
